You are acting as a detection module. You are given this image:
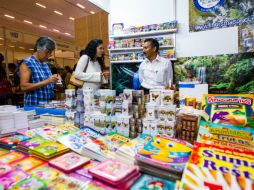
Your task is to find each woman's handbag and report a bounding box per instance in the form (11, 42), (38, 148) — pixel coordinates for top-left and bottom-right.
(69, 58), (89, 88)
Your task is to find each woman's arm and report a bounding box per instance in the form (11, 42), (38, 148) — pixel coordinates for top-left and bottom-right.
(74, 55), (101, 83)
(20, 63), (58, 92)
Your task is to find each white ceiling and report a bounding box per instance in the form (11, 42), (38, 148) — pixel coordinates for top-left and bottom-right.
(0, 0), (103, 42)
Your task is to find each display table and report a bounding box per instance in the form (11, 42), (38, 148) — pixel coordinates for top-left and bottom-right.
(24, 106), (66, 116)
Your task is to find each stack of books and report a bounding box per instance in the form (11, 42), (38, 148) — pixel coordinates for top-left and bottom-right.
(136, 135), (193, 181)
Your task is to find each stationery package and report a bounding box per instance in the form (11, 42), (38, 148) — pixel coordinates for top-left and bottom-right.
(137, 135), (192, 173)
(49, 174), (87, 190)
(0, 134), (30, 149)
(29, 164), (61, 185)
(0, 148), (8, 156)
(30, 141), (69, 160)
(57, 127), (103, 155)
(131, 174), (176, 190)
(17, 136), (49, 154)
(116, 134), (152, 164)
(0, 151), (27, 164)
(198, 94), (254, 151)
(0, 170), (29, 189)
(10, 156), (45, 172)
(0, 163), (13, 177)
(35, 125), (69, 141)
(202, 94), (254, 127)
(75, 160), (100, 178)
(49, 152), (90, 173)
(8, 177), (47, 190)
(89, 159), (139, 186)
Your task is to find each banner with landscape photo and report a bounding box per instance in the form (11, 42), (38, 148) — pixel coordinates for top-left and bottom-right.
(239, 23), (254, 53)
(174, 52), (254, 94)
(189, 0), (254, 32)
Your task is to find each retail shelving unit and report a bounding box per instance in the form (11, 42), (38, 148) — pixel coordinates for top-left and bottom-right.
(109, 27), (177, 91)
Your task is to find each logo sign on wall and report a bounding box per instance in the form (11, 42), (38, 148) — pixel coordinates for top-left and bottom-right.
(189, 0), (254, 32)
(194, 0), (224, 12)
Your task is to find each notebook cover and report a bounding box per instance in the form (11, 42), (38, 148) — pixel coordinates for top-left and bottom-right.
(49, 152), (90, 173)
(0, 170), (29, 189)
(0, 151), (27, 164)
(89, 159), (138, 185)
(11, 156), (45, 172)
(8, 177), (47, 190)
(0, 163), (13, 177)
(130, 174), (176, 190)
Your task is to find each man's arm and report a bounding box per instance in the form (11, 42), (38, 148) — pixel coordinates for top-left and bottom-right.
(138, 63), (144, 84)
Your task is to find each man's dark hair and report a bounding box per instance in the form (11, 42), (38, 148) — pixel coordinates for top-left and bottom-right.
(144, 38), (159, 52)
(34, 36), (56, 52)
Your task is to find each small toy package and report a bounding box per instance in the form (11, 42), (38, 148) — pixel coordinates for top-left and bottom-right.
(8, 177), (47, 190)
(0, 151), (27, 164)
(88, 159), (139, 186)
(0, 163), (13, 177)
(49, 152), (90, 173)
(197, 94), (254, 150)
(10, 156), (45, 172)
(131, 174), (175, 190)
(0, 170), (29, 189)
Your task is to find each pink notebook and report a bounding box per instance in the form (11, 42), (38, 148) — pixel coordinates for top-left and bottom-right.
(88, 159), (138, 186)
(0, 163), (12, 177)
(49, 152), (90, 173)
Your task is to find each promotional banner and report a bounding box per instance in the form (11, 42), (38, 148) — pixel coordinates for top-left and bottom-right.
(174, 52), (254, 94)
(239, 23), (254, 53)
(189, 0), (254, 32)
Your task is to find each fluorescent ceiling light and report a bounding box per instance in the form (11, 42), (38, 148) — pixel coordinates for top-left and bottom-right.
(54, 10), (63, 15)
(76, 3), (85, 9)
(9, 45), (15, 48)
(24, 20), (32, 24)
(0, 38), (4, 40)
(36, 3), (46, 8)
(90, 11), (95, 14)
(4, 14), (15, 19)
(65, 33), (71, 36)
(53, 29), (60, 32)
(69, 17), (74, 20)
(29, 48), (34, 51)
(19, 47), (25, 49)
(39, 25), (47, 28)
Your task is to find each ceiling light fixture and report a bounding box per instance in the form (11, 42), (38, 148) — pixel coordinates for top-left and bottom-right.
(90, 11), (95, 14)
(54, 10), (63, 15)
(4, 14), (15, 19)
(29, 48), (34, 51)
(19, 47), (25, 49)
(36, 3), (46, 8)
(9, 45), (15, 48)
(0, 38), (3, 40)
(69, 17), (74, 20)
(24, 20), (32, 24)
(76, 3), (85, 9)
(53, 29), (60, 32)
(0, 44), (3, 46)
(64, 33), (71, 36)
(39, 25), (47, 28)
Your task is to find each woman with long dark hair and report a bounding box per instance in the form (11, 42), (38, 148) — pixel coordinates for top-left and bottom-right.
(74, 39), (109, 90)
